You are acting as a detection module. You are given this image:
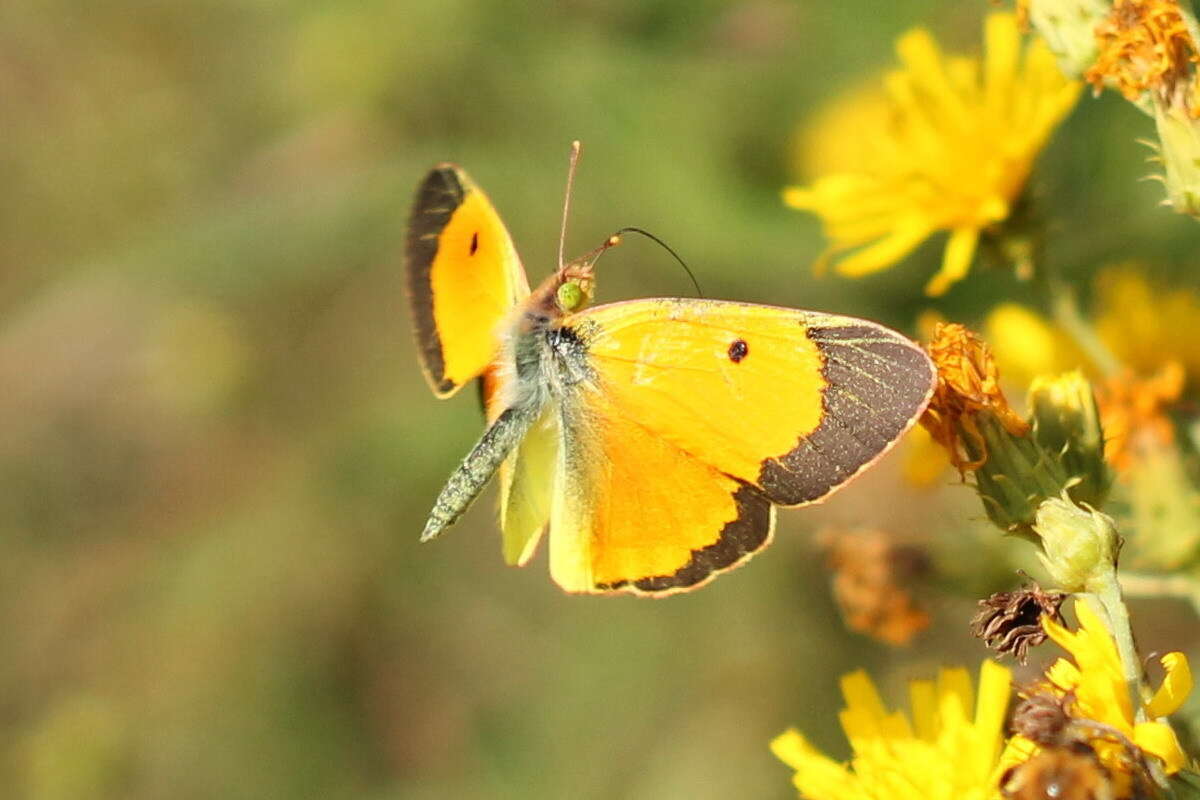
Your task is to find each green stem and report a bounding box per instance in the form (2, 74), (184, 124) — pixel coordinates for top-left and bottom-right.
(1083, 577), (1150, 718)
(1048, 281), (1122, 377)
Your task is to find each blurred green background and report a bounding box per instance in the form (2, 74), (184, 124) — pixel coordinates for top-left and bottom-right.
(5, 1), (1199, 798)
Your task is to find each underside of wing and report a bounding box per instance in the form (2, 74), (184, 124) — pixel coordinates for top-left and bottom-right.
(572, 299), (935, 507)
(405, 165), (528, 397)
(549, 388), (775, 596)
(498, 406), (557, 566)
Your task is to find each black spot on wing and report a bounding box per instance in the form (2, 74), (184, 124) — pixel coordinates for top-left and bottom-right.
(405, 166), (469, 393)
(728, 339), (748, 363)
(758, 325), (934, 506)
(596, 484), (772, 594)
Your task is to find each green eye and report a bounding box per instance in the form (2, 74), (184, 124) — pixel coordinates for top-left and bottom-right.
(557, 281), (584, 312)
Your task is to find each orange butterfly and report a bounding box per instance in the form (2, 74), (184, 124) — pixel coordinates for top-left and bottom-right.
(407, 144), (934, 595)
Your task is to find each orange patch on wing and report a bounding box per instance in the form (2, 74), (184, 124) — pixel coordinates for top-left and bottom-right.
(550, 387), (774, 595)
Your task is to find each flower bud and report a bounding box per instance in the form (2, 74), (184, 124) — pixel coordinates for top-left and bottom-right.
(1153, 95), (1200, 217)
(1022, 0), (1109, 79)
(1028, 370), (1110, 509)
(1034, 497), (1120, 592)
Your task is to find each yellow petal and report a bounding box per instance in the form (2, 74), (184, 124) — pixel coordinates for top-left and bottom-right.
(974, 660), (1012, 743)
(1133, 720), (1188, 774)
(1041, 608), (1077, 650)
(834, 219), (933, 277)
(937, 666), (974, 727)
(909, 678), (937, 740)
(840, 669), (888, 720)
(1146, 652), (1193, 718)
(901, 424), (951, 488)
(924, 226), (979, 296)
(782, 186), (815, 209)
(1072, 602), (1124, 672)
(771, 729), (859, 799)
(983, 13), (1020, 111)
(1045, 658), (1082, 691)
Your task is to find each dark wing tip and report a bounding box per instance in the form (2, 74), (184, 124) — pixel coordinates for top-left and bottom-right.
(758, 323), (934, 506)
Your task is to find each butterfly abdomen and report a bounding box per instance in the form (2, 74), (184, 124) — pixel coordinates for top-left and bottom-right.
(420, 404), (542, 542)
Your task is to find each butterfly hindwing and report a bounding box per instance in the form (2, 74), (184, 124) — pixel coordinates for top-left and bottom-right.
(547, 298), (933, 595)
(405, 165), (529, 397)
(550, 383), (775, 595)
(499, 407), (556, 566)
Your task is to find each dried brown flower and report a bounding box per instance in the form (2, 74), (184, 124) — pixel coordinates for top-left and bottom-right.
(817, 527), (930, 646)
(1011, 689), (1074, 745)
(922, 323), (1030, 473)
(970, 583), (1066, 663)
(1087, 0), (1200, 113)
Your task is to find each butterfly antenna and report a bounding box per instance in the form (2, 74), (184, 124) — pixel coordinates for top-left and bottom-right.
(558, 140), (582, 272)
(613, 226), (704, 298)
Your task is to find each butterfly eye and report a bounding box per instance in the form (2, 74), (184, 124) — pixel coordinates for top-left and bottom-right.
(557, 281), (585, 312)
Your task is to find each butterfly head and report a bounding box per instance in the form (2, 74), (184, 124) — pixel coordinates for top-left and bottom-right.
(556, 233), (619, 312)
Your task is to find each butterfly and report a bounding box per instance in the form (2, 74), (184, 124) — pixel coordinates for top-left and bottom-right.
(406, 143), (935, 596)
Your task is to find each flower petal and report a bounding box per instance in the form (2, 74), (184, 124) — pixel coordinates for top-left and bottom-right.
(1133, 720), (1188, 774)
(834, 219), (933, 277)
(841, 669), (888, 720)
(1146, 652), (1193, 718)
(771, 729), (860, 799)
(924, 226), (979, 296)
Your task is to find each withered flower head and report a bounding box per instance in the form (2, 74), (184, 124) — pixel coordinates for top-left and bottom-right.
(922, 322), (1030, 472)
(816, 527), (931, 646)
(1087, 0), (1200, 111)
(971, 583), (1067, 663)
(1011, 687), (1074, 745)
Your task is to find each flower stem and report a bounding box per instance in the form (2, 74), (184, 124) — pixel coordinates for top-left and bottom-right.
(1083, 578), (1150, 717)
(1048, 280), (1122, 377)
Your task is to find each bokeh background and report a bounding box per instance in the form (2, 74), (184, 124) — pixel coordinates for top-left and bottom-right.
(5, 0), (1200, 797)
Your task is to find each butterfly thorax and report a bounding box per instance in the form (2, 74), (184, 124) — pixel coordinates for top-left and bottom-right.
(500, 265), (596, 413)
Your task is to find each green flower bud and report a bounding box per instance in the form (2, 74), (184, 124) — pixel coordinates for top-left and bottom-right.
(1153, 96), (1200, 217)
(1034, 497), (1120, 592)
(1022, 0), (1109, 79)
(1028, 370), (1111, 509)
(971, 412), (1071, 535)
(924, 327), (1101, 536)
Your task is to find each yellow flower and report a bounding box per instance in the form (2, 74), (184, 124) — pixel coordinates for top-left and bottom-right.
(981, 266), (1200, 473)
(791, 79), (890, 179)
(1041, 602), (1192, 774)
(901, 424), (951, 488)
(1097, 361), (1185, 473)
(1093, 265), (1200, 385)
(771, 661), (1013, 799)
(984, 303), (1086, 388)
(785, 13), (1081, 296)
